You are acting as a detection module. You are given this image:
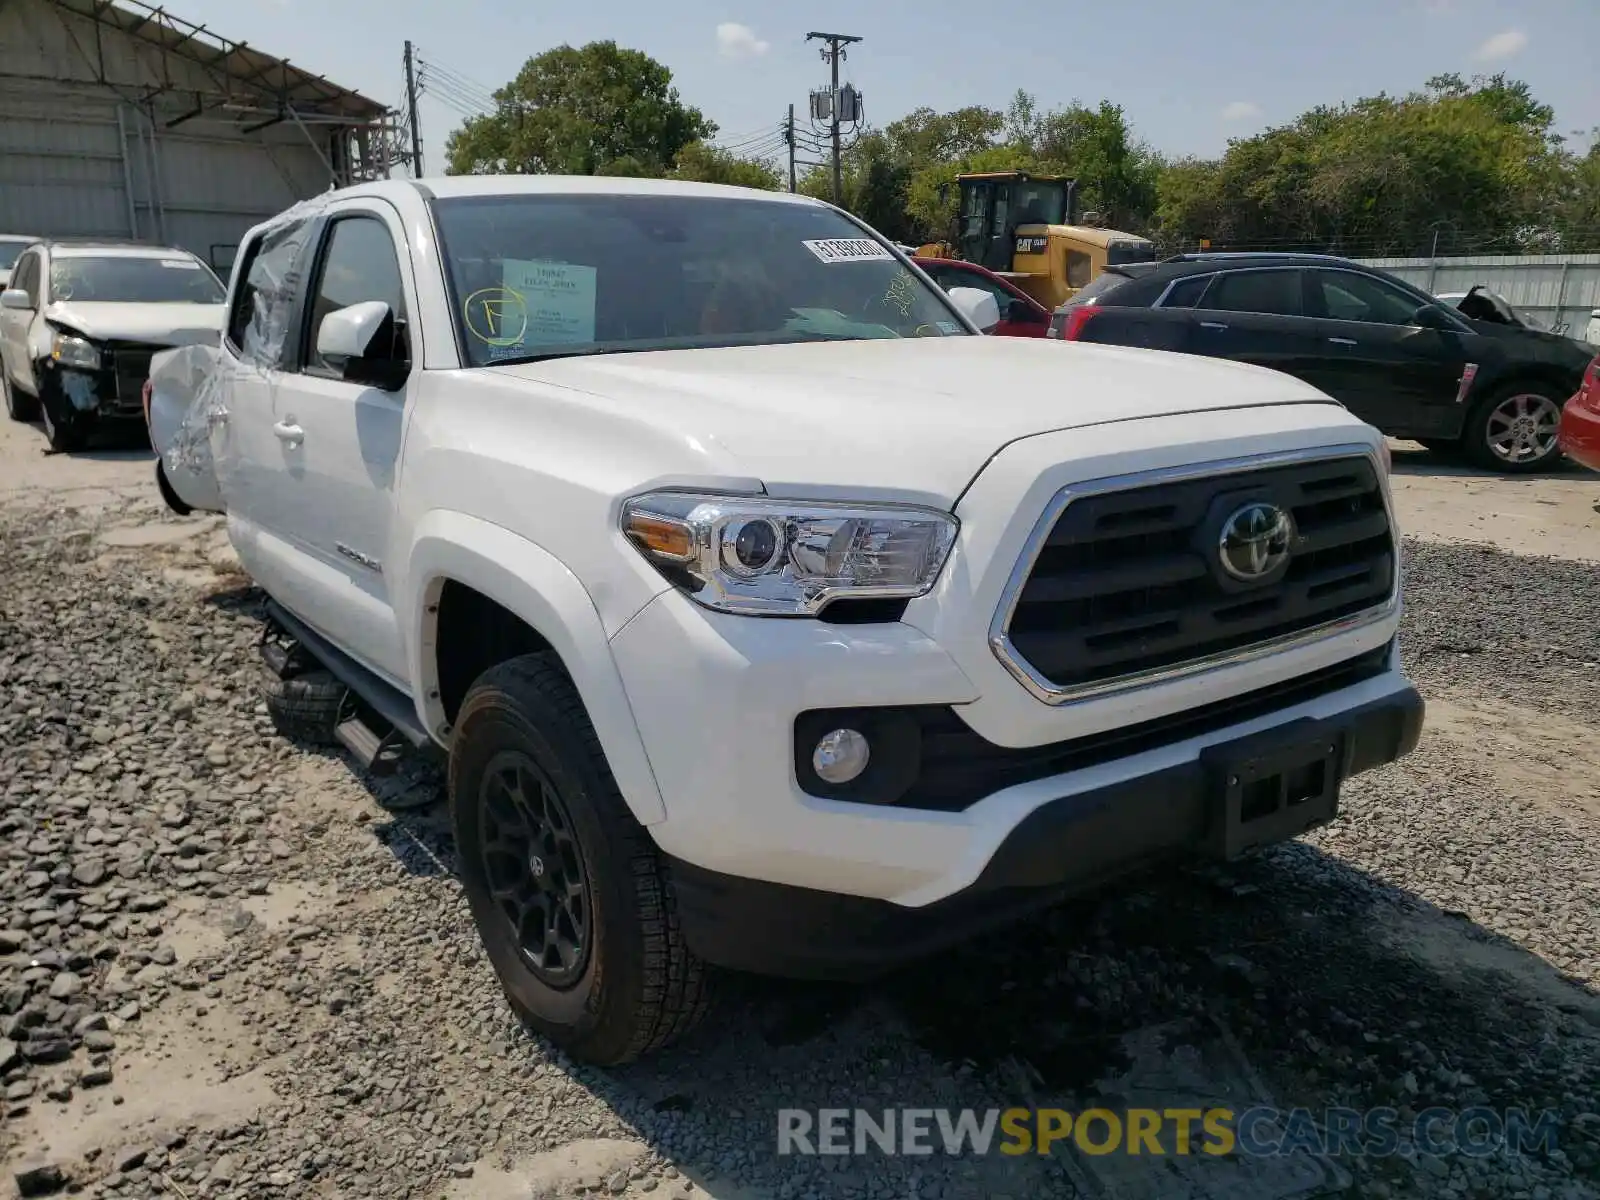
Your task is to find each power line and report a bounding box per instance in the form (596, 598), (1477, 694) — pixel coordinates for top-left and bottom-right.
(423, 78), (493, 117)
(414, 50), (499, 107)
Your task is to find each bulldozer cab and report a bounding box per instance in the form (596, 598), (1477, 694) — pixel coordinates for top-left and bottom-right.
(954, 172), (1076, 272)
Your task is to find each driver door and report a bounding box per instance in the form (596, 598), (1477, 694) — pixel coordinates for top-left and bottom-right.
(260, 202), (416, 685)
(1301, 269), (1473, 438)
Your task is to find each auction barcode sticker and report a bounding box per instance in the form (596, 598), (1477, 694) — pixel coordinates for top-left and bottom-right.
(802, 238), (895, 264)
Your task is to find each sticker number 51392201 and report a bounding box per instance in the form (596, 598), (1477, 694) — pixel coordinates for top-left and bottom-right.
(802, 238), (896, 264)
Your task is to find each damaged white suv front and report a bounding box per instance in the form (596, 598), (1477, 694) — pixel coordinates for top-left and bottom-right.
(147, 177), (1422, 1066)
(0, 240), (225, 450)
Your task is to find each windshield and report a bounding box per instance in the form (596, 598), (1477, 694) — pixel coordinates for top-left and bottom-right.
(0, 242), (28, 272)
(432, 193), (971, 367)
(49, 255), (225, 304)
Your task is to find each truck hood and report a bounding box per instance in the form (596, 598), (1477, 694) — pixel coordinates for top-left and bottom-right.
(486, 336), (1334, 504)
(45, 301), (225, 347)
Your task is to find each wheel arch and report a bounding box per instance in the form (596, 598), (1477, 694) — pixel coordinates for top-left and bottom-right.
(404, 510), (668, 826)
(1473, 364), (1581, 407)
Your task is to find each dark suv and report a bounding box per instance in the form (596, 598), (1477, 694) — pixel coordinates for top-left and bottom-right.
(1047, 252), (1595, 472)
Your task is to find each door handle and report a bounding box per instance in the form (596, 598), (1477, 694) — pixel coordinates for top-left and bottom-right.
(1199, 321), (1229, 331)
(1328, 337), (1358, 346)
(272, 420), (304, 445)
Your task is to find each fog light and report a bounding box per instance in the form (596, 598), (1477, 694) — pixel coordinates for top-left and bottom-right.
(812, 728), (870, 784)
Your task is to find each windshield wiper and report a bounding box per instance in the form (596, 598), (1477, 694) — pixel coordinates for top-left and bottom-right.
(485, 346), (633, 367)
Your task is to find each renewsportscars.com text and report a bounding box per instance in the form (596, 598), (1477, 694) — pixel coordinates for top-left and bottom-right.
(776, 1106), (1560, 1159)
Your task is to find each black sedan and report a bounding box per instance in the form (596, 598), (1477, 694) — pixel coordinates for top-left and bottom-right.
(1048, 252), (1595, 472)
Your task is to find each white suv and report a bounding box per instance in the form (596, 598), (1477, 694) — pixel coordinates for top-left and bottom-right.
(149, 177), (1422, 1065)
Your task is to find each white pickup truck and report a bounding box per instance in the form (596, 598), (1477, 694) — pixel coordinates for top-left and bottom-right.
(148, 176), (1422, 1066)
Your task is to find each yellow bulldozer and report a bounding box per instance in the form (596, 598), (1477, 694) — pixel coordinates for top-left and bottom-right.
(915, 170), (1157, 310)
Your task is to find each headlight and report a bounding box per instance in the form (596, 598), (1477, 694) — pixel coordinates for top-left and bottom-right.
(621, 491), (958, 616)
(51, 333), (100, 371)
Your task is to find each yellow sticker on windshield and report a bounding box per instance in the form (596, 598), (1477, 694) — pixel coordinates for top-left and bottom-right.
(463, 287), (529, 347)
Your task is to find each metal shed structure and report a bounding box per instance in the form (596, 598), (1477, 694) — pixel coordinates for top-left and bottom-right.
(0, 0), (394, 273)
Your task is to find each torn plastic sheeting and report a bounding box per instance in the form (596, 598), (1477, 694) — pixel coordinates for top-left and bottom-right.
(156, 191), (334, 500)
(60, 371), (98, 410)
(149, 343), (225, 513)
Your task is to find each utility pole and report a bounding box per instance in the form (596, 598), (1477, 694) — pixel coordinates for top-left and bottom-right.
(806, 31), (861, 206)
(403, 40), (424, 178)
(785, 104), (796, 193)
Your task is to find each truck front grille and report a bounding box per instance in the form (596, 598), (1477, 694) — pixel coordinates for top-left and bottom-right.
(105, 345), (163, 412)
(997, 453), (1395, 698)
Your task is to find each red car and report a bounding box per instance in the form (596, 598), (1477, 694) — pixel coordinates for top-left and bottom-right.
(911, 257), (1052, 337)
(1558, 351), (1600, 470)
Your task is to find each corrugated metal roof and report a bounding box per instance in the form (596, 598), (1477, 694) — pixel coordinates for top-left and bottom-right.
(40, 0), (387, 121)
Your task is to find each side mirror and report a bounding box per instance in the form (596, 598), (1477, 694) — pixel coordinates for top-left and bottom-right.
(316, 300), (408, 390)
(947, 286), (1001, 334)
(1411, 304), (1453, 331)
(1, 288), (33, 311)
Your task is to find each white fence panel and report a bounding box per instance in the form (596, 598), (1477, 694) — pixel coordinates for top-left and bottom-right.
(1358, 254), (1600, 338)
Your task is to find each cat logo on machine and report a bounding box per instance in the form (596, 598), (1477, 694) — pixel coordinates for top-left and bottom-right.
(1014, 236), (1049, 255)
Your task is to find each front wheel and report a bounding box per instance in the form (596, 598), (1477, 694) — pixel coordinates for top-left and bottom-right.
(1463, 383), (1565, 473)
(449, 654), (711, 1066)
(3, 369), (40, 423)
(38, 382), (89, 453)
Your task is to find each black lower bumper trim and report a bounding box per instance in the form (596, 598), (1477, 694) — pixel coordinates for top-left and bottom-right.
(668, 684), (1424, 980)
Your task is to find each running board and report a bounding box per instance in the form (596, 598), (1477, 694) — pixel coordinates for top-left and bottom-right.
(264, 600), (433, 749)
(335, 716), (407, 776)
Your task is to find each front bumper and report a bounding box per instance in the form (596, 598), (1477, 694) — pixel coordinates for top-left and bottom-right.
(1560, 391), (1600, 472)
(612, 585), (1413, 908)
(38, 349), (153, 422)
(666, 683), (1421, 980)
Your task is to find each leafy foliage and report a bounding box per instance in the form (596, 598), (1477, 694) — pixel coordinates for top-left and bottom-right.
(670, 141), (783, 190)
(443, 52), (1598, 255)
(444, 42), (714, 177)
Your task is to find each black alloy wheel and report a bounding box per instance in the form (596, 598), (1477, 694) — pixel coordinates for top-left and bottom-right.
(477, 749), (592, 987)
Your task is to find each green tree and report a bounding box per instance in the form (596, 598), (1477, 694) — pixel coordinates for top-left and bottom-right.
(670, 141), (783, 190)
(1152, 74), (1570, 256)
(444, 42), (714, 176)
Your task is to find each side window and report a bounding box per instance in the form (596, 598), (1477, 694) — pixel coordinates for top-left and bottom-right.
(305, 216), (408, 374)
(1201, 270), (1303, 317)
(226, 220), (309, 363)
(1158, 274), (1212, 309)
(960, 183), (989, 242)
(1066, 250), (1092, 288)
(990, 191), (1010, 238)
(14, 253), (41, 305)
(1312, 271), (1425, 326)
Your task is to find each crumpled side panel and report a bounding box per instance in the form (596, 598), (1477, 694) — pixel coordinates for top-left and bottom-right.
(153, 191), (335, 509)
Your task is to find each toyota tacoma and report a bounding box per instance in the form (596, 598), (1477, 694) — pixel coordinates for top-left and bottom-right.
(147, 177), (1423, 1065)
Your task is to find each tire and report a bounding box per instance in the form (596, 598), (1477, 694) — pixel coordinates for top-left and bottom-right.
(37, 381), (88, 453)
(449, 653), (711, 1066)
(2, 369), (39, 423)
(260, 665), (347, 745)
(1462, 382), (1566, 473)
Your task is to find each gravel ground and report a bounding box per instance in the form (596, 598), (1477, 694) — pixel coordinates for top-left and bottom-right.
(1, 490), (1598, 1200)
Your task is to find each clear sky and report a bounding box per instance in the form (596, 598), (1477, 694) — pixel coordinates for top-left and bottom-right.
(180, 0), (1597, 170)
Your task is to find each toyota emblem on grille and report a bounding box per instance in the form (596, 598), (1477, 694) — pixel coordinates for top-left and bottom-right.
(1218, 501), (1293, 582)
